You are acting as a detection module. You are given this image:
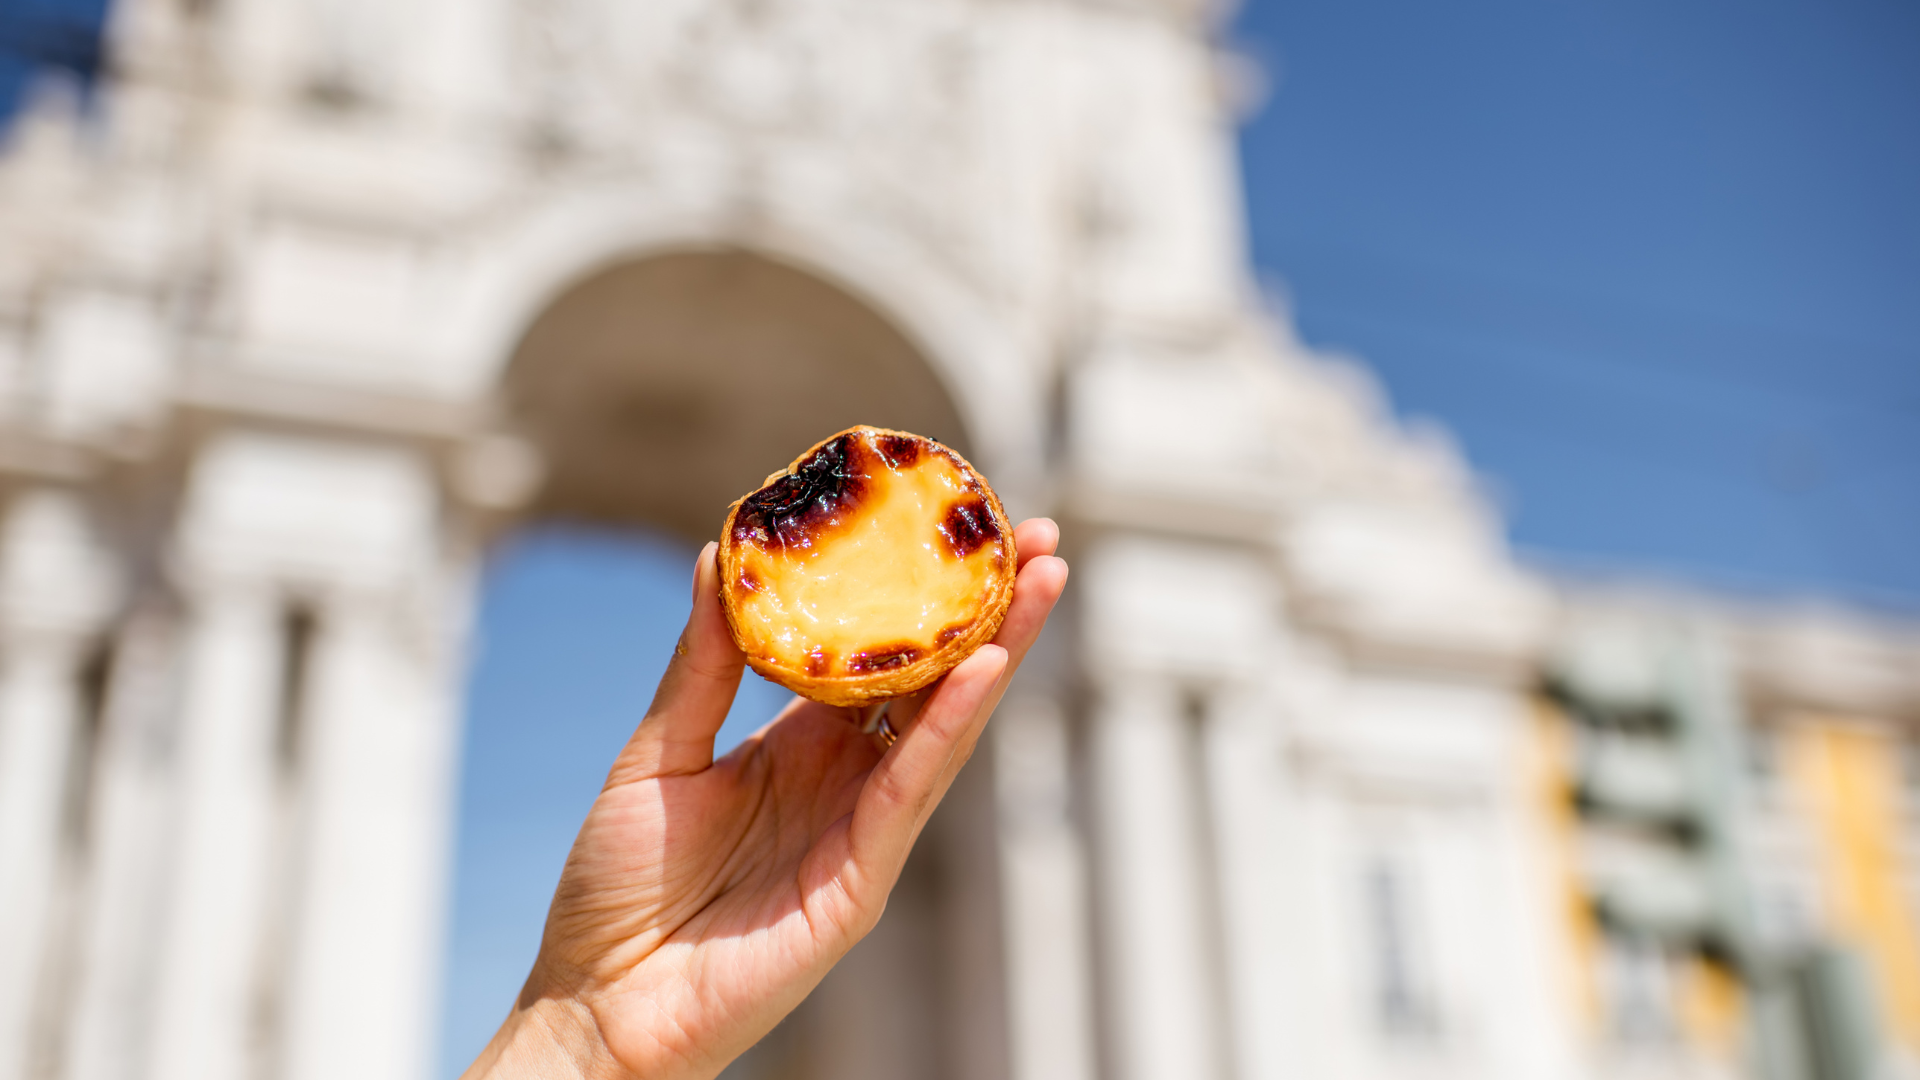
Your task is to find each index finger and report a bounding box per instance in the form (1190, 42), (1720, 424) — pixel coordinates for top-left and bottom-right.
(1013, 517), (1058, 571)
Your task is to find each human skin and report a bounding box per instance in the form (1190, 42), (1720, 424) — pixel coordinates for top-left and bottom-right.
(462, 518), (1069, 1080)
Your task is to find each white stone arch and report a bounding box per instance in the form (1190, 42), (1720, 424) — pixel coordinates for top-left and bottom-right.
(426, 185), (1038, 1080)
(440, 182), (1045, 493)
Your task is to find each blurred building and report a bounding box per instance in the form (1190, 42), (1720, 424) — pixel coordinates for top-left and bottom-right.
(0, 2), (1915, 1080)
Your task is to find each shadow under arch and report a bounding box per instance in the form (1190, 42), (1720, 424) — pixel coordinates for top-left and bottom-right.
(503, 248), (974, 544)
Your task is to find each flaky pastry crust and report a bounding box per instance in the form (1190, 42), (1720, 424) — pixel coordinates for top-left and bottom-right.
(717, 426), (1016, 708)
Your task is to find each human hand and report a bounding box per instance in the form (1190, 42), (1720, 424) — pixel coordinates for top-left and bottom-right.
(462, 519), (1068, 1080)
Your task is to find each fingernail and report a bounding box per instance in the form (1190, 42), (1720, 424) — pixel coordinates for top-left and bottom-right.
(691, 541), (717, 602)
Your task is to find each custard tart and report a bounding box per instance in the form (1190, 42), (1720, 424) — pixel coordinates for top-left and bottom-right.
(718, 426), (1016, 708)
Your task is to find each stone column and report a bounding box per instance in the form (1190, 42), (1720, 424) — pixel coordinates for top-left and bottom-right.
(1089, 675), (1223, 1080)
(0, 637), (88, 1080)
(1079, 533), (1279, 1080)
(61, 613), (185, 1080)
(0, 492), (113, 1080)
(994, 694), (1098, 1080)
(1201, 682), (1300, 1080)
(936, 727), (1013, 1080)
(277, 585), (462, 1080)
(147, 576), (285, 1080)
(143, 429), (455, 1080)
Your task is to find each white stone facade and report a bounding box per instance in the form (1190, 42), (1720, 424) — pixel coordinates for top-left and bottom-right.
(0, 2), (1916, 1080)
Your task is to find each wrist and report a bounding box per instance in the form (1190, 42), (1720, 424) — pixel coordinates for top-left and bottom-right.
(462, 993), (621, 1080)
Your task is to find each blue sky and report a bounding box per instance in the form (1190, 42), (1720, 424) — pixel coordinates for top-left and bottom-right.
(3, 0), (1915, 1073)
(1230, 0), (1920, 607)
(0, 0), (108, 115)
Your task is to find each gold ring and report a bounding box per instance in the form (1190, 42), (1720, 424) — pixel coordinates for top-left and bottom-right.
(875, 713), (899, 749)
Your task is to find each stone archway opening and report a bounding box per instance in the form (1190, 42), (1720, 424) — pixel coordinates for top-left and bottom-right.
(446, 248), (997, 1080)
(502, 248), (973, 542)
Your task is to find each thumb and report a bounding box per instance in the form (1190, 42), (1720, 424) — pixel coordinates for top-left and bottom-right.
(609, 542), (746, 783)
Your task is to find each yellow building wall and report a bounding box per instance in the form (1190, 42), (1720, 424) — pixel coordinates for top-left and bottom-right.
(1786, 720), (1920, 1051)
(1530, 698), (1602, 1038)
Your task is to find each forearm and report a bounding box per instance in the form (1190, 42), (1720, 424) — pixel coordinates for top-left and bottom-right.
(462, 995), (623, 1080)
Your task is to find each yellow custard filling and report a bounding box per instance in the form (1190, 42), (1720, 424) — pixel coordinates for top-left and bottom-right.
(726, 430), (1005, 681)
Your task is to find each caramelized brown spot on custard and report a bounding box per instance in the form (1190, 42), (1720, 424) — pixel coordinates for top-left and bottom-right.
(875, 434), (922, 470)
(736, 568), (762, 594)
(848, 643), (923, 673)
(806, 647), (832, 677)
(936, 496), (999, 558)
(937, 621), (973, 646)
(731, 433), (869, 553)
